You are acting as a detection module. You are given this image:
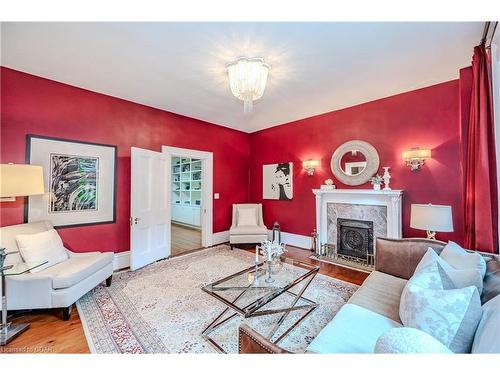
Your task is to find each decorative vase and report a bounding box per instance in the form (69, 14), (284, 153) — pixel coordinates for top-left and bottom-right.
(382, 167), (391, 190)
(373, 183), (381, 190)
(265, 259), (275, 283)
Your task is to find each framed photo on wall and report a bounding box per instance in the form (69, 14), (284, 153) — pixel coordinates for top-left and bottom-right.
(26, 135), (117, 228)
(263, 162), (293, 200)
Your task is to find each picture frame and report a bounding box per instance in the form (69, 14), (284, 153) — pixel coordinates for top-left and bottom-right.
(262, 162), (293, 200)
(25, 134), (117, 228)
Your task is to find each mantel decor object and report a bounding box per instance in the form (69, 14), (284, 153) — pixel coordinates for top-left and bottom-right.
(370, 174), (383, 190)
(321, 179), (336, 190)
(382, 167), (391, 190)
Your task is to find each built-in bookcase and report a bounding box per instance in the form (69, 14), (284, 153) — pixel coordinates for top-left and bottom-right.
(172, 156), (202, 227)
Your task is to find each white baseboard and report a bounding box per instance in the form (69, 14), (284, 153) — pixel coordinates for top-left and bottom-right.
(212, 230), (230, 245)
(268, 230), (312, 250)
(113, 231), (229, 271)
(114, 230), (309, 270)
(113, 251), (130, 270)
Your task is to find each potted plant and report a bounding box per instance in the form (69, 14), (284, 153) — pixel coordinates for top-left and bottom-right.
(370, 175), (383, 190)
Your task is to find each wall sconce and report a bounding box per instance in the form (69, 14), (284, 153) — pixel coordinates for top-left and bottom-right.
(402, 147), (431, 171)
(302, 159), (319, 176)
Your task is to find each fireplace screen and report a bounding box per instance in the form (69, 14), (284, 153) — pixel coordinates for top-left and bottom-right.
(336, 218), (374, 260)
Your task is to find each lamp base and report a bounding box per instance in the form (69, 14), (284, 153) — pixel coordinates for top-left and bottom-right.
(426, 230), (436, 240)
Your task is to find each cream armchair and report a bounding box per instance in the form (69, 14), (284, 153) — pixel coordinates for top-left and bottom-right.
(0, 221), (114, 320)
(229, 204), (268, 249)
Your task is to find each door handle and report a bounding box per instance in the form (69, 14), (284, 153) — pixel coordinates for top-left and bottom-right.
(134, 218), (141, 225)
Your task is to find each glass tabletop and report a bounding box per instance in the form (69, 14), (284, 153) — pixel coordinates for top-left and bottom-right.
(1, 261), (48, 276)
(202, 257), (319, 317)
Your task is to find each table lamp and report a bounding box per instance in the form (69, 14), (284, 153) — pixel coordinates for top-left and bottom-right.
(410, 203), (453, 240)
(0, 164), (45, 201)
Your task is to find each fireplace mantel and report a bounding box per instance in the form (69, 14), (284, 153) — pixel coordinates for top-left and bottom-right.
(312, 189), (403, 255)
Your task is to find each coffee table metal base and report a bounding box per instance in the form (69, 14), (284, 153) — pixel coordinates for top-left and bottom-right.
(201, 270), (318, 354)
(0, 323), (30, 346)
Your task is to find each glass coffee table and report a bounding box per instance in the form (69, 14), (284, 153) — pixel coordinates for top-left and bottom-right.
(1, 259), (48, 346)
(201, 258), (319, 353)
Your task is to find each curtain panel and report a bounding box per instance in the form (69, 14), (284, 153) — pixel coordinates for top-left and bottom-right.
(464, 44), (499, 253)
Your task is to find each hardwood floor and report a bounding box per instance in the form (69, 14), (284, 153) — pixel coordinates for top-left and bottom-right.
(171, 222), (202, 256)
(2, 243), (367, 353)
(1, 306), (89, 354)
(237, 244), (369, 286)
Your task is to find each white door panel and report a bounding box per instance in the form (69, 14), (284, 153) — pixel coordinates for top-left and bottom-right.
(130, 147), (171, 271)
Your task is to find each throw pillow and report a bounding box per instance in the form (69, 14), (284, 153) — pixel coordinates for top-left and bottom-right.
(414, 247), (453, 276)
(400, 271), (482, 353)
(374, 327), (453, 354)
(440, 241), (486, 278)
(472, 294), (500, 353)
(481, 258), (500, 304)
(411, 248), (483, 293)
(16, 229), (69, 273)
(237, 207), (258, 226)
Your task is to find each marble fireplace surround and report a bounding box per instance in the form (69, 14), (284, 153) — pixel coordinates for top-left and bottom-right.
(312, 189), (403, 256)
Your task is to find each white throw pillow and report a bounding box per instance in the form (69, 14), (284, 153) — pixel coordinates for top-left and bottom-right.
(412, 248), (483, 293)
(440, 241), (486, 278)
(16, 229), (69, 273)
(400, 268), (482, 353)
(472, 294), (500, 353)
(374, 327), (453, 354)
(237, 207), (258, 226)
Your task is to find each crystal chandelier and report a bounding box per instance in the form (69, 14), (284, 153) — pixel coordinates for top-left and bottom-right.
(226, 57), (270, 114)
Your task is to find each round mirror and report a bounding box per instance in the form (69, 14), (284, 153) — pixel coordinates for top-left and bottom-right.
(339, 150), (367, 176)
(331, 140), (379, 186)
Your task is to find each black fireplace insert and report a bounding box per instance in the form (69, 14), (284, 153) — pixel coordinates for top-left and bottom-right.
(336, 218), (374, 260)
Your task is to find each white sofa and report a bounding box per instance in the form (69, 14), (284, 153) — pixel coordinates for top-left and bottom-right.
(0, 221), (114, 320)
(229, 204), (268, 249)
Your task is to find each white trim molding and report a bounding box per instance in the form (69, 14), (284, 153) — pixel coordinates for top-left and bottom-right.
(162, 145), (214, 248)
(113, 251), (130, 271)
(212, 230), (230, 245)
(267, 230), (312, 250)
(312, 188), (403, 255)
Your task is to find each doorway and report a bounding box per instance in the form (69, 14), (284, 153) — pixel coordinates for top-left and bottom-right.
(162, 146), (213, 256)
(170, 155), (202, 255)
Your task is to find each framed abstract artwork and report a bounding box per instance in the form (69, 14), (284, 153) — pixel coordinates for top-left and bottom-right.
(262, 162), (293, 200)
(26, 135), (117, 228)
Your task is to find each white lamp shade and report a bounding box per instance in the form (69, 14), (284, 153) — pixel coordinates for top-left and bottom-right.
(302, 160), (319, 169)
(0, 164), (45, 197)
(410, 204), (454, 232)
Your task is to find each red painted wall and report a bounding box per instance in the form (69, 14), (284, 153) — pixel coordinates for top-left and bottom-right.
(0, 67), (250, 253)
(249, 80), (465, 245)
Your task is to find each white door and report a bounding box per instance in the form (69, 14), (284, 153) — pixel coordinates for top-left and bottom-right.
(130, 147), (171, 270)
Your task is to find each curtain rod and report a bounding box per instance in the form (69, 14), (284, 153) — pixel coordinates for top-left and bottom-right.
(481, 22), (490, 45)
(482, 21), (499, 48)
(487, 22), (498, 48)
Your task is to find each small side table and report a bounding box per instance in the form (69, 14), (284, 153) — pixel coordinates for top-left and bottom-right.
(1, 251), (47, 346)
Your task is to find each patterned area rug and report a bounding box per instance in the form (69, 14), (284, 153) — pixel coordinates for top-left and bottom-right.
(77, 245), (357, 353)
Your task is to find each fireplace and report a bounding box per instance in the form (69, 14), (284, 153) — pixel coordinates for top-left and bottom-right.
(312, 189), (403, 272)
(337, 218), (373, 260)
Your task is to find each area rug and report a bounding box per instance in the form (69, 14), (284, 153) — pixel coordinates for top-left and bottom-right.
(76, 245), (358, 353)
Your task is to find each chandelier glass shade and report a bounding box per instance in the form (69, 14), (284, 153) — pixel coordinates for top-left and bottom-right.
(226, 57), (270, 114)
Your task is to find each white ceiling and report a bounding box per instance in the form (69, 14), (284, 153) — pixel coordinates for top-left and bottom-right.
(1, 22), (483, 133)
